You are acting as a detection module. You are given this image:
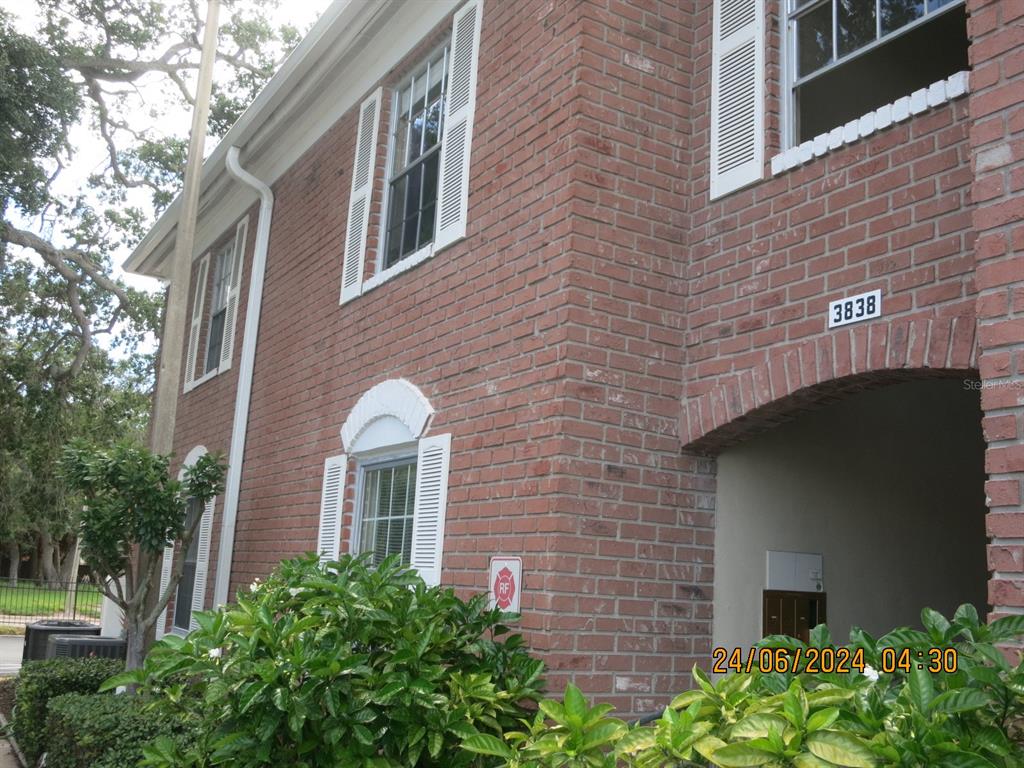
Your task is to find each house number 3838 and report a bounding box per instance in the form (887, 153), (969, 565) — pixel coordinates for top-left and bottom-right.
(827, 289), (882, 329)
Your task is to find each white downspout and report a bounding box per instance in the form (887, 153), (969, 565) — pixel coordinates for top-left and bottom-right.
(215, 146), (274, 606)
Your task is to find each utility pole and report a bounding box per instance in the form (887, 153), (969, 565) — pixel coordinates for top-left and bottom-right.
(135, 0), (220, 652)
(149, 0), (221, 454)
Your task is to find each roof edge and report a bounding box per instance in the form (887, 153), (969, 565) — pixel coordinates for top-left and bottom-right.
(123, 0), (379, 277)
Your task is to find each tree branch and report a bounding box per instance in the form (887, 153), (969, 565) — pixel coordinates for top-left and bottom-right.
(2, 221), (134, 306)
(141, 505), (207, 629)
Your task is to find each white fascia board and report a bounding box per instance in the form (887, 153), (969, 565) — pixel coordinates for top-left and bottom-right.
(124, 0), (460, 278)
(124, 0), (369, 275)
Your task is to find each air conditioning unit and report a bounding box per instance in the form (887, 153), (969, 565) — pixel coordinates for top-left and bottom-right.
(46, 635), (127, 661)
(22, 620), (100, 662)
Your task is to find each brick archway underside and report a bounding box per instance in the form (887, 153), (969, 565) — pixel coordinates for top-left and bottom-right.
(679, 315), (978, 455)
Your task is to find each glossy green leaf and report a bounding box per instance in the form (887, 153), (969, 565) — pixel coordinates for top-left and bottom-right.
(806, 731), (877, 768)
(928, 688), (992, 714)
(908, 664), (935, 712)
(710, 742), (778, 766)
(461, 733), (514, 758)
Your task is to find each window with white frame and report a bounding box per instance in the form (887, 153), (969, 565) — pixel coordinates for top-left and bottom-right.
(172, 497), (203, 631)
(786, 0), (968, 143)
(157, 448), (215, 639)
(338, 0), (482, 303)
(317, 379), (452, 585)
(184, 217), (248, 389)
(384, 45), (449, 268)
(356, 457), (418, 565)
(204, 243), (232, 374)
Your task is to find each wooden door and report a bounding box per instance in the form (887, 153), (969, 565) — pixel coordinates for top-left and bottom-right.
(762, 590), (826, 642)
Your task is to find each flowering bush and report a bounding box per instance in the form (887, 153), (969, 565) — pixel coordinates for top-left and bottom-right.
(464, 604), (1024, 767)
(105, 554), (545, 767)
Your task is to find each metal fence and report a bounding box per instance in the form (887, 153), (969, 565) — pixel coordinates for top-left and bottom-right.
(0, 579), (103, 626)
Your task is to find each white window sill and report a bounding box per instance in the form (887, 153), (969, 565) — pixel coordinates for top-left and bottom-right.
(183, 365), (227, 394)
(361, 243), (436, 295)
(770, 70), (970, 177)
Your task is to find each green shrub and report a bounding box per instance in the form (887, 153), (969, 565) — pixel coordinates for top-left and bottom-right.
(109, 553), (545, 767)
(13, 657), (123, 765)
(45, 692), (194, 768)
(464, 605), (1024, 767)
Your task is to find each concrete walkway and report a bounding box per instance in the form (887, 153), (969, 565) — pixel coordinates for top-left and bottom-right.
(0, 637), (21, 677)
(0, 637), (23, 766)
(0, 738), (20, 768)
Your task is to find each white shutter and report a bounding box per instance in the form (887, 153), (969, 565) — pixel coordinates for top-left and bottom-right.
(340, 89), (382, 304)
(156, 543), (174, 639)
(411, 433), (452, 586)
(434, 0), (483, 252)
(219, 218), (248, 371)
(183, 255), (209, 389)
(317, 454), (346, 562)
(709, 0), (764, 199)
(189, 497), (214, 632)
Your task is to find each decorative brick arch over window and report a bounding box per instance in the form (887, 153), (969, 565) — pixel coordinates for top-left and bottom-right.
(679, 315), (978, 454)
(340, 378), (434, 454)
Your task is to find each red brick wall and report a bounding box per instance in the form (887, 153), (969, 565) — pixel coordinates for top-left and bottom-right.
(682, 0), (977, 449)
(537, 0), (716, 710)
(967, 0), (1024, 623)
(224, 0), (712, 711)
(159, 0), (1016, 709)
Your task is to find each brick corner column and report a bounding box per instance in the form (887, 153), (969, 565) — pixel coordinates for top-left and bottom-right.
(967, 0), (1024, 630)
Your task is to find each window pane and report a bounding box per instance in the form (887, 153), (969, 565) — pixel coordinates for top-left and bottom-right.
(210, 245), (231, 311)
(402, 518), (414, 564)
(389, 465), (408, 517)
(373, 517), (389, 564)
(423, 95), (443, 152)
(385, 46), (449, 267)
(206, 309), (225, 373)
(412, 71), (427, 118)
(795, 4), (967, 141)
(797, 3), (833, 77)
(388, 517), (407, 563)
(402, 163), (424, 255)
(172, 500), (203, 630)
(422, 147), (439, 208)
(359, 461), (417, 566)
(409, 107), (425, 162)
(393, 100), (410, 171)
(173, 562), (196, 629)
(837, 0), (877, 56)
(881, 0), (923, 32)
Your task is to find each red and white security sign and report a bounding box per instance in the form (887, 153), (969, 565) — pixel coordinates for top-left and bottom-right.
(489, 556), (522, 613)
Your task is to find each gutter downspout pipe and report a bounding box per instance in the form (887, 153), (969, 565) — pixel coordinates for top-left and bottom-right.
(215, 146), (274, 607)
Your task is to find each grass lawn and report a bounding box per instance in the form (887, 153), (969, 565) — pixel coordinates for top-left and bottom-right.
(0, 583), (102, 619)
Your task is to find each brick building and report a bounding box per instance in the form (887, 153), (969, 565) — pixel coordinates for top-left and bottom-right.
(125, 0), (1023, 712)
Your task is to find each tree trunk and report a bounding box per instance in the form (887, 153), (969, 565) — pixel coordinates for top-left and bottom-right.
(58, 536), (78, 583)
(26, 543), (37, 580)
(39, 530), (59, 587)
(125, 613), (146, 675)
(5, 542), (18, 586)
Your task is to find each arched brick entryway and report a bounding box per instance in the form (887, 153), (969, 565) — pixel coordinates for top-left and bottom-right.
(679, 314), (977, 453)
(677, 313), (991, 651)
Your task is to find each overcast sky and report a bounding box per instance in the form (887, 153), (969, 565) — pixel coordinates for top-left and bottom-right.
(3, 0), (333, 295)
